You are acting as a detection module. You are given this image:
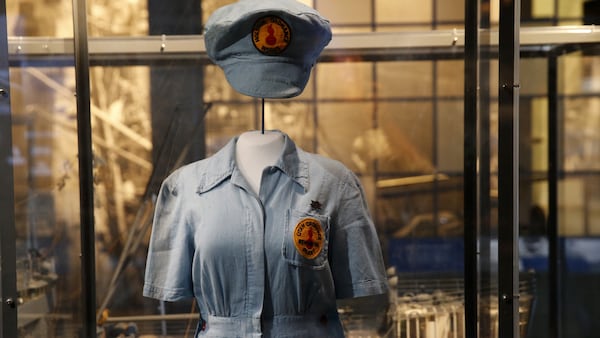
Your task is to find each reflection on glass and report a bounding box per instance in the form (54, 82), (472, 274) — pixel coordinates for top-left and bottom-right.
(317, 62), (374, 100)
(316, 102), (373, 172)
(436, 60), (464, 97)
(315, 0), (372, 26)
(10, 65), (81, 336)
(377, 62), (433, 98)
(3, 0), (600, 337)
(376, 0), (433, 25)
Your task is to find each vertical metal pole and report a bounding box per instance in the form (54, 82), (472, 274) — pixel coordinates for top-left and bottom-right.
(72, 0), (97, 336)
(479, 1), (493, 336)
(312, 0), (320, 152)
(498, 0), (520, 337)
(547, 52), (562, 338)
(432, 61), (440, 232)
(463, 0), (479, 336)
(0, 0), (18, 336)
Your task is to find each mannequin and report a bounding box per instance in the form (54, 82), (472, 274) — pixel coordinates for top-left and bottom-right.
(144, 126), (389, 337)
(144, 2), (388, 337)
(235, 129), (284, 195)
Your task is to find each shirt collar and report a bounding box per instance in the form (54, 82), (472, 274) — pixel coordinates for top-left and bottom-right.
(196, 131), (309, 194)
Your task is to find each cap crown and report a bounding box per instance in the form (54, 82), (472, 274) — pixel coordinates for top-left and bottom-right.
(204, 0), (332, 98)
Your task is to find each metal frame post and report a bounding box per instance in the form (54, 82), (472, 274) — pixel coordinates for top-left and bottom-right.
(547, 51), (563, 338)
(0, 0), (18, 336)
(72, 0), (97, 336)
(478, 1), (494, 336)
(498, 0), (521, 337)
(463, 0), (479, 336)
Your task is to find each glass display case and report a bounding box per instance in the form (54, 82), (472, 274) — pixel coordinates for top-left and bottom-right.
(1, 0), (600, 337)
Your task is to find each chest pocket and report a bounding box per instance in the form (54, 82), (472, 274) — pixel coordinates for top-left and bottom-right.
(283, 209), (330, 269)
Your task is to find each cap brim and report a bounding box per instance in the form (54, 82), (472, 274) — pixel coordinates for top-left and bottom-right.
(223, 60), (310, 99)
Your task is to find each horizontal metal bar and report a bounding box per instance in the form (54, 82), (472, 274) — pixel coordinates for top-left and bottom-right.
(104, 313), (198, 323)
(376, 173), (450, 188)
(6, 25), (600, 64)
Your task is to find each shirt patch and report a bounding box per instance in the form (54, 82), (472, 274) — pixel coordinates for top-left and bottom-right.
(293, 217), (324, 259)
(252, 15), (291, 56)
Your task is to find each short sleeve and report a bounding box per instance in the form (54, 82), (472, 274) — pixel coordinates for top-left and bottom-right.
(143, 174), (194, 301)
(329, 171), (388, 299)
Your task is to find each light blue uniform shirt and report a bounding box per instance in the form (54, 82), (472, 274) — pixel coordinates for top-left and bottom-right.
(143, 132), (388, 337)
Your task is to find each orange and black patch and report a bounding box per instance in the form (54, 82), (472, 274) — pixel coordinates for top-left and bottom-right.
(252, 15), (291, 56)
(293, 218), (324, 259)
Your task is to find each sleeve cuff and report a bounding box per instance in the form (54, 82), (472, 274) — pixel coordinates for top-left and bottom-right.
(336, 279), (389, 299)
(143, 283), (193, 302)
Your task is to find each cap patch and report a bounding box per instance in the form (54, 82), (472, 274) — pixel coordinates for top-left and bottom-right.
(252, 15), (291, 56)
(293, 217), (324, 259)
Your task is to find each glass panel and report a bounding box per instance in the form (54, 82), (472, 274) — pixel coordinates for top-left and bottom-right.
(7, 1), (73, 37)
(532, 0), (556, 19)
(88, 1), (148, 36)
(317, 102), (374, 171)
(558, 0), (584, 20)
(315, 0), (373, 27)
(522, 46), (600, 338)
(90, 64), (154, 318)
(377, 61), (433, 98)
(6, 1), (600, 337)
(521, 59), (548, 96)
(437, 60), (464, 97)
(317, 62), (374, 99)
(437, 100), (464, 172)
(5, 1), (82, 336)
(563, 96), (600, 171)
(376, 0), (432, 25)
(378, 103), (434, 174)
(479, 50), (501, 338)
(436, 0), (465, 23)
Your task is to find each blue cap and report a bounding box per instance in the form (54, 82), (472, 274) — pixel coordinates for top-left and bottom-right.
(204, 0), (332, 99)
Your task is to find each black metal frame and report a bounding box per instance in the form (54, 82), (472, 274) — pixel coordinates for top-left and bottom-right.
(547, 49), (563, 338)
(0, 0), (18, 336)
(463, 0), (479, 336)
(0, 0), (596, 337)
(497, 1), (521, 337)
(72, 0), (97, 337)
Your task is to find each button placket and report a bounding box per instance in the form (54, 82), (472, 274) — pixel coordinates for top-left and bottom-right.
(244, 187), (267, 334)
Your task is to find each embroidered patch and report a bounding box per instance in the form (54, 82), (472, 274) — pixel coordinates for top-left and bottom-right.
(293, 218), (324, 259)
(252, 15), (291, 56)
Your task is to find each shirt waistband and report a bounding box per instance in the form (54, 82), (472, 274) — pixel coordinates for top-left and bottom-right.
(199, 313), (342, 337)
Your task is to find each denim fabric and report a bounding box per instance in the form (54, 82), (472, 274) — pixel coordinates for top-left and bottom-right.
(204, 0), (331, 98)
(143, 132), (388, 337)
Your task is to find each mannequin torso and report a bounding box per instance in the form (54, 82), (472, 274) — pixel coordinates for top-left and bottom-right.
(235, 130), (284, 195)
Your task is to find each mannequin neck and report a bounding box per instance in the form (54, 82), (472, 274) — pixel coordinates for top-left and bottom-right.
(235, 130), (285, 194)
